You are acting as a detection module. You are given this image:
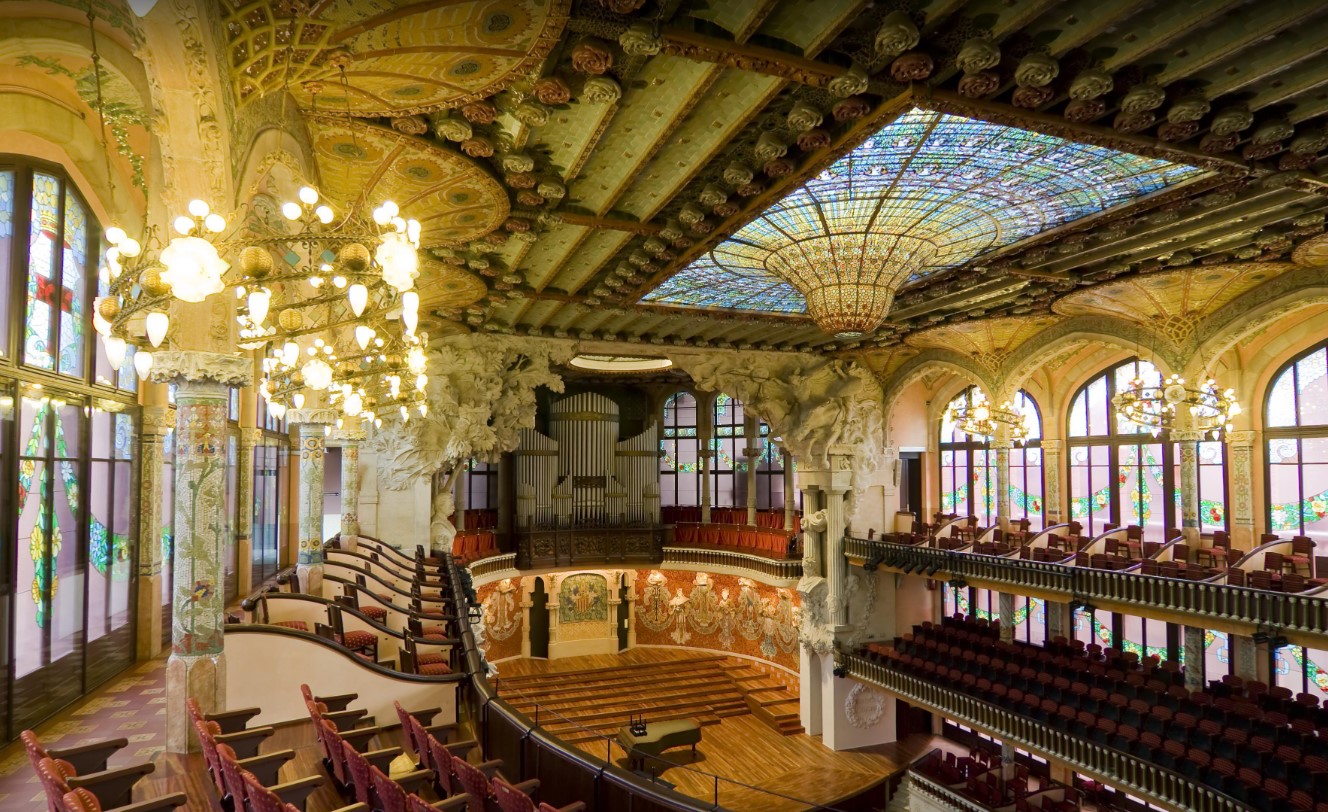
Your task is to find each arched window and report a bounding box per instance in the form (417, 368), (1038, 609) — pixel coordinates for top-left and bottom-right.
(710, 393), (744, 507)
(1266, 340), (1328, 548)
(938, 386), (1044, 528)
(660, 392), (699, 507)
(1068, 358), (1227, 538)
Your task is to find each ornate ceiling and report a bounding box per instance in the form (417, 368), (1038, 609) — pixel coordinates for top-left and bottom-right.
(211, 0), (1328, 358)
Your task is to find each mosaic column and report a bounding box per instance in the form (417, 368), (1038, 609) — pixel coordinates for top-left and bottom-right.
(1041, 439), (1064, 525)
(150, 351), (252, 754)
(135, 395), (172, 661)
(744, 414), (760, 526)
(698, 393), (714, 524)
(998, 592), (1015, 643)
(1232, 633), (1259, 681)
(1183, 626), (1206, 692)
(289, 409), (336, 595)
(1174, 428), (1206, 545)
(1226, 430), (1257, 551)
(332, 423), (366, 542)
(783, 449), (797, 531)
(235, 427), (260, 595)
(1045, 600), (1068, 641)
(993, 437), (1012, 534)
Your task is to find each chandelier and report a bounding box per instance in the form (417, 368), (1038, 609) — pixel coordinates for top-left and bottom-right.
(946, 391), (1030, 444)
(1112, 373), (1241, 438)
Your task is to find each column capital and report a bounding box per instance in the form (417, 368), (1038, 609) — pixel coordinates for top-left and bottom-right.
(1171, 429), (1209, 443)
(1041, 438), (1064, 452)
(328, 427), (368, 444)
(1226, 429), (1257, 447)
(288, 408), (339, 426)
(148, 350), (253, 387)
(141, 404), (176, 436)
(239, 427), (262, 447)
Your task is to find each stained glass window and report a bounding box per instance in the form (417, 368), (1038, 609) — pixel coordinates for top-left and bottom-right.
(646, 106), (1204, 314)
(1266, 342), (1328, 550)
(1068, 359), (1223, 540)
(24, 171), (93, 376)
(938, 386), (1043, 528)
(660, 392), (699, 508)
(0, 169), (13, 353)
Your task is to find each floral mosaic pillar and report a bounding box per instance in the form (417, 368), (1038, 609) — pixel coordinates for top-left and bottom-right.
(135, 399), (172, 661)
(1042, 439), (1064, 525)
(698, 392), (714, 524)
(993, 438), (1012, 533)
(290, 409), (336, 595)
(1174, 429), (1206, 544)
(1183, 626), (1206, 692)
(744, 414), (760, 526)
(150, 351), (251, 754)
(332, 423), (366, 543)
(1226, 430), (1256, 550)
(235, 427), (260, 595)
(998, 592), (1014, 643)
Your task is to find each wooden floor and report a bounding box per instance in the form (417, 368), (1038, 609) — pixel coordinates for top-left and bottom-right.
(496, 648), (932, 811)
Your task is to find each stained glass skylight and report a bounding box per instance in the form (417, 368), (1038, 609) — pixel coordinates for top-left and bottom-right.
(645, 107), (1204, 320)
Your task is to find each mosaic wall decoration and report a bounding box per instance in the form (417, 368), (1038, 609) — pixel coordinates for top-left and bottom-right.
(635, 570), (800, 670)
(646, 107), (1203, 314)
(476, 578), (523, 661)
(559, 573), (608, 624)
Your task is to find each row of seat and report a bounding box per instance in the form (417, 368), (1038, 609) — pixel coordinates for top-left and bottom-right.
(671, 523), (796, 558)
(24, 729), (186, 812)
(861, 616), (1328, 811)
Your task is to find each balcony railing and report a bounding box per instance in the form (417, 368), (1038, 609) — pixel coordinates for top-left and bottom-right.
(661, 546), (803, 581)
(904, 770), (993, 812)
(841, 652), (1255, 812)
(513, 525), (666, 570)
(845, 536), (1328, 645)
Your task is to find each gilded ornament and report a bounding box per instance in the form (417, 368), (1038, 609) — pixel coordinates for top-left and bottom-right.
(1167, 95), (1210, 124)
(764, 158), (794, 178)
(391, 115), (429, 135)
(955, 38), (1000, 73)
(1252, 119), (1294, 146)
(461, 100), (497, 124)
(827, 65), (869, 98)
(581, 76), (621, 105)
(506, 172), (537, 189)
(141, 269), (171, 298)
(514, 101), (550, 127)
(599, 0), (645, 13)
(697, 185), (727, 208)
(1012, 85), (1054, 108)
(516, 190), (545, 207)
(571, 39), (614, 75)
(678, 204), (705, 225)
(278, 309), (303, 330)
(432, 114), (472, 142)
(1064, 98), (1105, 122)
(1113, 111), (1155, 134)
(957, 70), (999, 98)
(1209, 106), (1253, 136)
(96, 296), (120, 321)
(797, 128), (831, 151)
(338, 243), (371, 273)
(1291, 130), (1328, 154)
(890, 52), (933, 82)
(1120, 83), (1166, 113)
(873, 11), (919, 57)
(736, 181), (764, 197)
(713, 201), (740, 217)
(1069, 68), (1113, 100)
(722, 162), (753, 187)
(786, 103), (823, 132)
(504, 217), (531, 233)
(461, 137), (495, 158)
(239, 245), (275, 278)
(831, 96), (871, 122)
(536, 180), (566, 199)
(533, 76), (571, 106)
(501, 153), (536, 174)
(754, 132), (788, 161)
(1158, 121), (1199, 141)
(619, 21), (662, 56)
(1014, 52), (1058, 87)
(323, 47), (353, 71)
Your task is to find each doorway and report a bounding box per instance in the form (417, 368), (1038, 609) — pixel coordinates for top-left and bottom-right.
(900, 452), (923, 522)
(529, 578), (549, 658)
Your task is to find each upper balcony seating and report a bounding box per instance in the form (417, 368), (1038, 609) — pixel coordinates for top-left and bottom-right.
(860, 615), (1328, 811)
(24, 731), (181, 812)
(60, 787), (189, 812)
(661, 506), (797, 532)
(913, 748), (1080, 811)
(671, 522), (796, 558)
(451, 530), (499, 565)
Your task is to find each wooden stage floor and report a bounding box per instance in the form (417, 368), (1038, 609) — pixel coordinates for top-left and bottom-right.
(496, 648), (932, 811)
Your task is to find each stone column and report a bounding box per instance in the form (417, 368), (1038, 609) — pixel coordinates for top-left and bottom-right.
(235, 360), (258, 597)
(135, 390), (172, 661)
(454, 463), (469, 532)
(1045, 600), (1069, 641)
(783, 449), (796, 531)
(800, 486), (822, 579)
(993, 437), (1012, 534)
(998, 592), (1015, 643)
(1174, 428), (1206, 544)
(289, 409), (337, 595)
(825, 485), (849, 628)
(1041, 439), (1064, 526)
(744, 414), (760, 526)
(1232, 634), (1259, 682)
(150, 351), (252, 754)
(1183, 626), (1206, 692)
(337, 429), (364, 542)
(698, 394), (714, 524)
(1226, 430), (1257, 551)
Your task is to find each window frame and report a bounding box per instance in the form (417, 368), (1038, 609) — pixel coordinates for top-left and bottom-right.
(1263, 340), (1328, 540)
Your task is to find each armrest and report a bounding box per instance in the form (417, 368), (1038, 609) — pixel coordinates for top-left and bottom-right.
(215, 726), (275, 759)
(67, 763), (156, 809)
(409, 707), (442, 726)
(342, 726), (383, 752)
(432, 795), (471, 811)
(477, 759), (503, 779)
(48, 737), (128, 774)
(512, 778), (540, 797)
(100, 793), (189, 812)
(316, 692), (359, 712)
(395, 768), (434, 796)
(237, 749), (296, 785)
(205, 706), (262, 734)
(363, 747), (403, 772)
(325, 708), (370, 731)
(557, 803), (588, 812)
(443, 738), (479, 756)
(270, 775), (326, 810)
(332, 806), (369, 812)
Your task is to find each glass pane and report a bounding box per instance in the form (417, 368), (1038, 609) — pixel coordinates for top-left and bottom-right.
(0, 169), (13, 356)
(1267, 364), (1298, 428)
(16, 458), (47, 677)
(58, 190), (87, 376)
(25, 173), (60, 369)
(1087, 375), (1108, 436)
(1204, 629), (1230, 682)
(1297, 348), (1328, 426)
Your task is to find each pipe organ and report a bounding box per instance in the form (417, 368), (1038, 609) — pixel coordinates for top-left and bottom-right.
(514, 392), (660, 527)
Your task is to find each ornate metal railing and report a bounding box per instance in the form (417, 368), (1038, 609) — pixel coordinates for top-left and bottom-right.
(845, 536), (1328, 645)
(841, 653), (1254, 812)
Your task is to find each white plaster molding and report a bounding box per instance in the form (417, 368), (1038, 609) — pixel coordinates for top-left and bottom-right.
(843, 681), (888, 729)
(288, 408), (338, 426)
(148, 351), (253, 386)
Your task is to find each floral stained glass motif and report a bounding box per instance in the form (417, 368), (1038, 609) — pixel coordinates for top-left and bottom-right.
(0, 170), (13, 353)
(25, 174), (61, 369)
(59, 194), (87, 375)
(646, 107), (1204, 314)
